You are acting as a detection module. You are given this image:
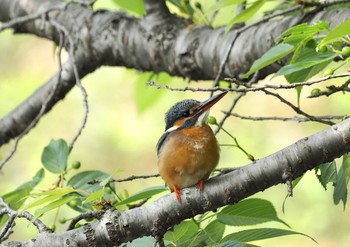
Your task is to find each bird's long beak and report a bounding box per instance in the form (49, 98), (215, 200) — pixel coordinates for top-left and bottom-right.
(193, 91), (228, 117)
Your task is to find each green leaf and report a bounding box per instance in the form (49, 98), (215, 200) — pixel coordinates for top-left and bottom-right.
(208, 0), (246, 13)
(67, 170), (115, 212)
(203, 220), (225, 244)
(285, 59), (331, 83)
(333, 154), (350, 209)
(34, 195), (78, 218)
(115, 186), (167, 206)
(111, 0), (145, 16)
(2, 169), (45, 210)
(277, 22), (329, 46)
(243, 43), (295, 78)
(164, 220), (199, 246)
(67, 170), (112, 192)
(217, 198), (289, 227)
(22, 188), (78, 210)
(226, 0), (266, 32)
(274, 53), (336, 77)
(319, 19), (350, 47)
(41, 139), (69, 174)
(0, 169), (45, 226)
(134, 72), (169, 113)
(217, 241), (248, 247)
(188, 220), (225, 247)
(220, 228), (316, 243)
(315, 161), (337, 190)
(83, 189), (104, 204)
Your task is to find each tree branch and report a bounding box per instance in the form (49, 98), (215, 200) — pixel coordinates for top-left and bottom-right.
(3, 118), (350, 246)
(0, 0), (350, 145)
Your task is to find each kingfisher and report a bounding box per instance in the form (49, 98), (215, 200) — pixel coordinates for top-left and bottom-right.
(157, 91), (227, 202)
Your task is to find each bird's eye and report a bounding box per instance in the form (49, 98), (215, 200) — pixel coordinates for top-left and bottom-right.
(182, 110), (190, 118)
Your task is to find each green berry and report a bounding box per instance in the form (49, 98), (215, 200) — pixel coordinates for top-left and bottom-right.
(341, 46), (350, 56)
(208, 116), (218, 125)
(323, 68), (334, 76)
(49, 224), (56, 231)
(317, 46), (328, 53)
(310, 88), (321, 96)
(69, 200), (78, 207)
(59, 217), (66, 224)
(71, 161), (81, 169)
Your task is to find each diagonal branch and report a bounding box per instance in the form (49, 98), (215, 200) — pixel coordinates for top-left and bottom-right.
(3, 117), (350, 246)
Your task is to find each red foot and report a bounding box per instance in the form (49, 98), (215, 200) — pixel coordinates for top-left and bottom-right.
(199, 180), (204, 191)
(174, 186), (181, 202)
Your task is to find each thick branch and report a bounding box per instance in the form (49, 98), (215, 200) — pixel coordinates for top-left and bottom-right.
(3, 118), (350, 246)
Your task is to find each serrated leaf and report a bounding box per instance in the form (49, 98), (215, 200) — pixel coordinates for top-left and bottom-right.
(34, 195), (78, 218)
(274, 53), (336, 77)
(285, 59), (331, 83)
(41, 139), (69, 174)
(333, 154), (350, 209)
(83, 189), (104, 204)
(164, 220), (199, 246)
(115, 186), (167, 206)
(319, 19), (350, 47)
(111, 0), (145, 16)
(243, 43), (294, 78)
(204, 220), (225, 243)
(315, 161), (337, 190)
(220, 228), (316, 243)
(217, 198), (289, 227)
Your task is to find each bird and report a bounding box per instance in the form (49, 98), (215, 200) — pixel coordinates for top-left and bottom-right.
(156, 91), (227, 202)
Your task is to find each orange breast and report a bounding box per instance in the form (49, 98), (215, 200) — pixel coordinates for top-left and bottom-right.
(157, 124), (219, 191)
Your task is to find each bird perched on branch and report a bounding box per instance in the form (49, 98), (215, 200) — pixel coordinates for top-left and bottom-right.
(157, 91), (227, 202)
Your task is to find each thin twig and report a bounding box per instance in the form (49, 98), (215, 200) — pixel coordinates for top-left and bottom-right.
(110, 174), (160, 183)
(262, 89), (334, 125)
(128, 198), (150, 209)
(226, 112), (347, 122)
(49, 20), (89, 153)
(147, 72), (350, 93)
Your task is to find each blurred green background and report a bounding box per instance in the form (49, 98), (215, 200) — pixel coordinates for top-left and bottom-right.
(1, 0), (350, 246)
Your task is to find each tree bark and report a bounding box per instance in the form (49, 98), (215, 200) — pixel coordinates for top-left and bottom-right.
(0, 0), (350, 145)
(3, 117), (350, 246)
